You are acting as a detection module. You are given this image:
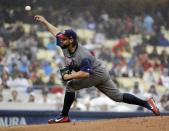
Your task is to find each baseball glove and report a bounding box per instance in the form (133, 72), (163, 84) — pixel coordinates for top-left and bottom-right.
(60, 67), (71, 81)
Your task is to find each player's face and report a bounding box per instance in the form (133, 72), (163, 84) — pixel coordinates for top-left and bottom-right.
(60, 38), (72, 49)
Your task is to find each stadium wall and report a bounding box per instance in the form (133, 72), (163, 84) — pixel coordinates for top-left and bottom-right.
(0, 110), (169, 127)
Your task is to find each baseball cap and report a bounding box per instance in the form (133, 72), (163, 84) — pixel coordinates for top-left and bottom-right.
(57, 29), (77, 40)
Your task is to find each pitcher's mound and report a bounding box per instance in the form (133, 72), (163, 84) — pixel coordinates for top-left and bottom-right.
(1, 116), (169, 131)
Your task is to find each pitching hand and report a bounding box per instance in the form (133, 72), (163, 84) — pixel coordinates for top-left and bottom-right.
(34, 15), (47, 23)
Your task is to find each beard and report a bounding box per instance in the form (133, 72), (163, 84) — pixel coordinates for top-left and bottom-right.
(60, 43), (70, 49)
(60, 45), (69, 49)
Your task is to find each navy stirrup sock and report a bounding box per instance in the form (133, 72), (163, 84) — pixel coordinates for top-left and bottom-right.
(123, 93), (148, 108)
(61, 92), (75, 116)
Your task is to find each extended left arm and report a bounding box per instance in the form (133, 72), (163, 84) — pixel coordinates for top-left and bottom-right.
(63, 71), (89, 80)
(63, 58), (92, 81)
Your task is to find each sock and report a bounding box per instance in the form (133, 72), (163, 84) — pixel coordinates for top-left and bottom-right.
(123, 93), (148, 109)
(61, 91), (75, 116)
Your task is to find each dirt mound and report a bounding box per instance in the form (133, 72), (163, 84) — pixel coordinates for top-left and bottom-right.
(0, 116), (169, 131)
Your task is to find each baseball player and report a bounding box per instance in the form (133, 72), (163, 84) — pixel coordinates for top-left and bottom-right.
(34, 15), (160, 124)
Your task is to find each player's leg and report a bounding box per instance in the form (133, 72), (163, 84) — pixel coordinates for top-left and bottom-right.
(48, 77), (101, 124)
(122, 93), (160, 115)
(96, 76), (160, 115)
(61, 91), (75, 116)
(48, 82), (76, 123)
(61, 77), (102, 114)
(48, 91), (74, 124)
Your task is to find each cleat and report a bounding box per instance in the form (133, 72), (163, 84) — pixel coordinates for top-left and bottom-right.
(48, 114), (70, 124)
(147, 98), (160, 116)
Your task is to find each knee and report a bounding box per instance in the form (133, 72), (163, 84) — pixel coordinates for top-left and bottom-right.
(111, 93), (123, 102)
(66, 81), (79, 92)
(113, 98), (123, 102)
(66, 87), (76, 92)
(67, 80), (83, 91)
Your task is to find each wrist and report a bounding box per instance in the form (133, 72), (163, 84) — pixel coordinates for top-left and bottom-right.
(63, 74), (71, 81)
(43, 19), (48, 25)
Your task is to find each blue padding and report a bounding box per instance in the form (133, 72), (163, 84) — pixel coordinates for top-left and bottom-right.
(80, 58), (93, 73)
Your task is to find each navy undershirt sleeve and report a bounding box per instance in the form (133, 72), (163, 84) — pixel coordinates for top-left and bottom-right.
(80, 58), (93, 74)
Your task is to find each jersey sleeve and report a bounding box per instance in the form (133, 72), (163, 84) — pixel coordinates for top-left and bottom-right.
(79, 58), (93, 74)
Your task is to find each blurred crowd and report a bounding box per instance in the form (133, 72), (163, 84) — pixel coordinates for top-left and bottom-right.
(0, 7), (169, 112)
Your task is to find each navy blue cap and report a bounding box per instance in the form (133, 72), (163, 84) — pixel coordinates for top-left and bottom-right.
(57, 29), (77, 40)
